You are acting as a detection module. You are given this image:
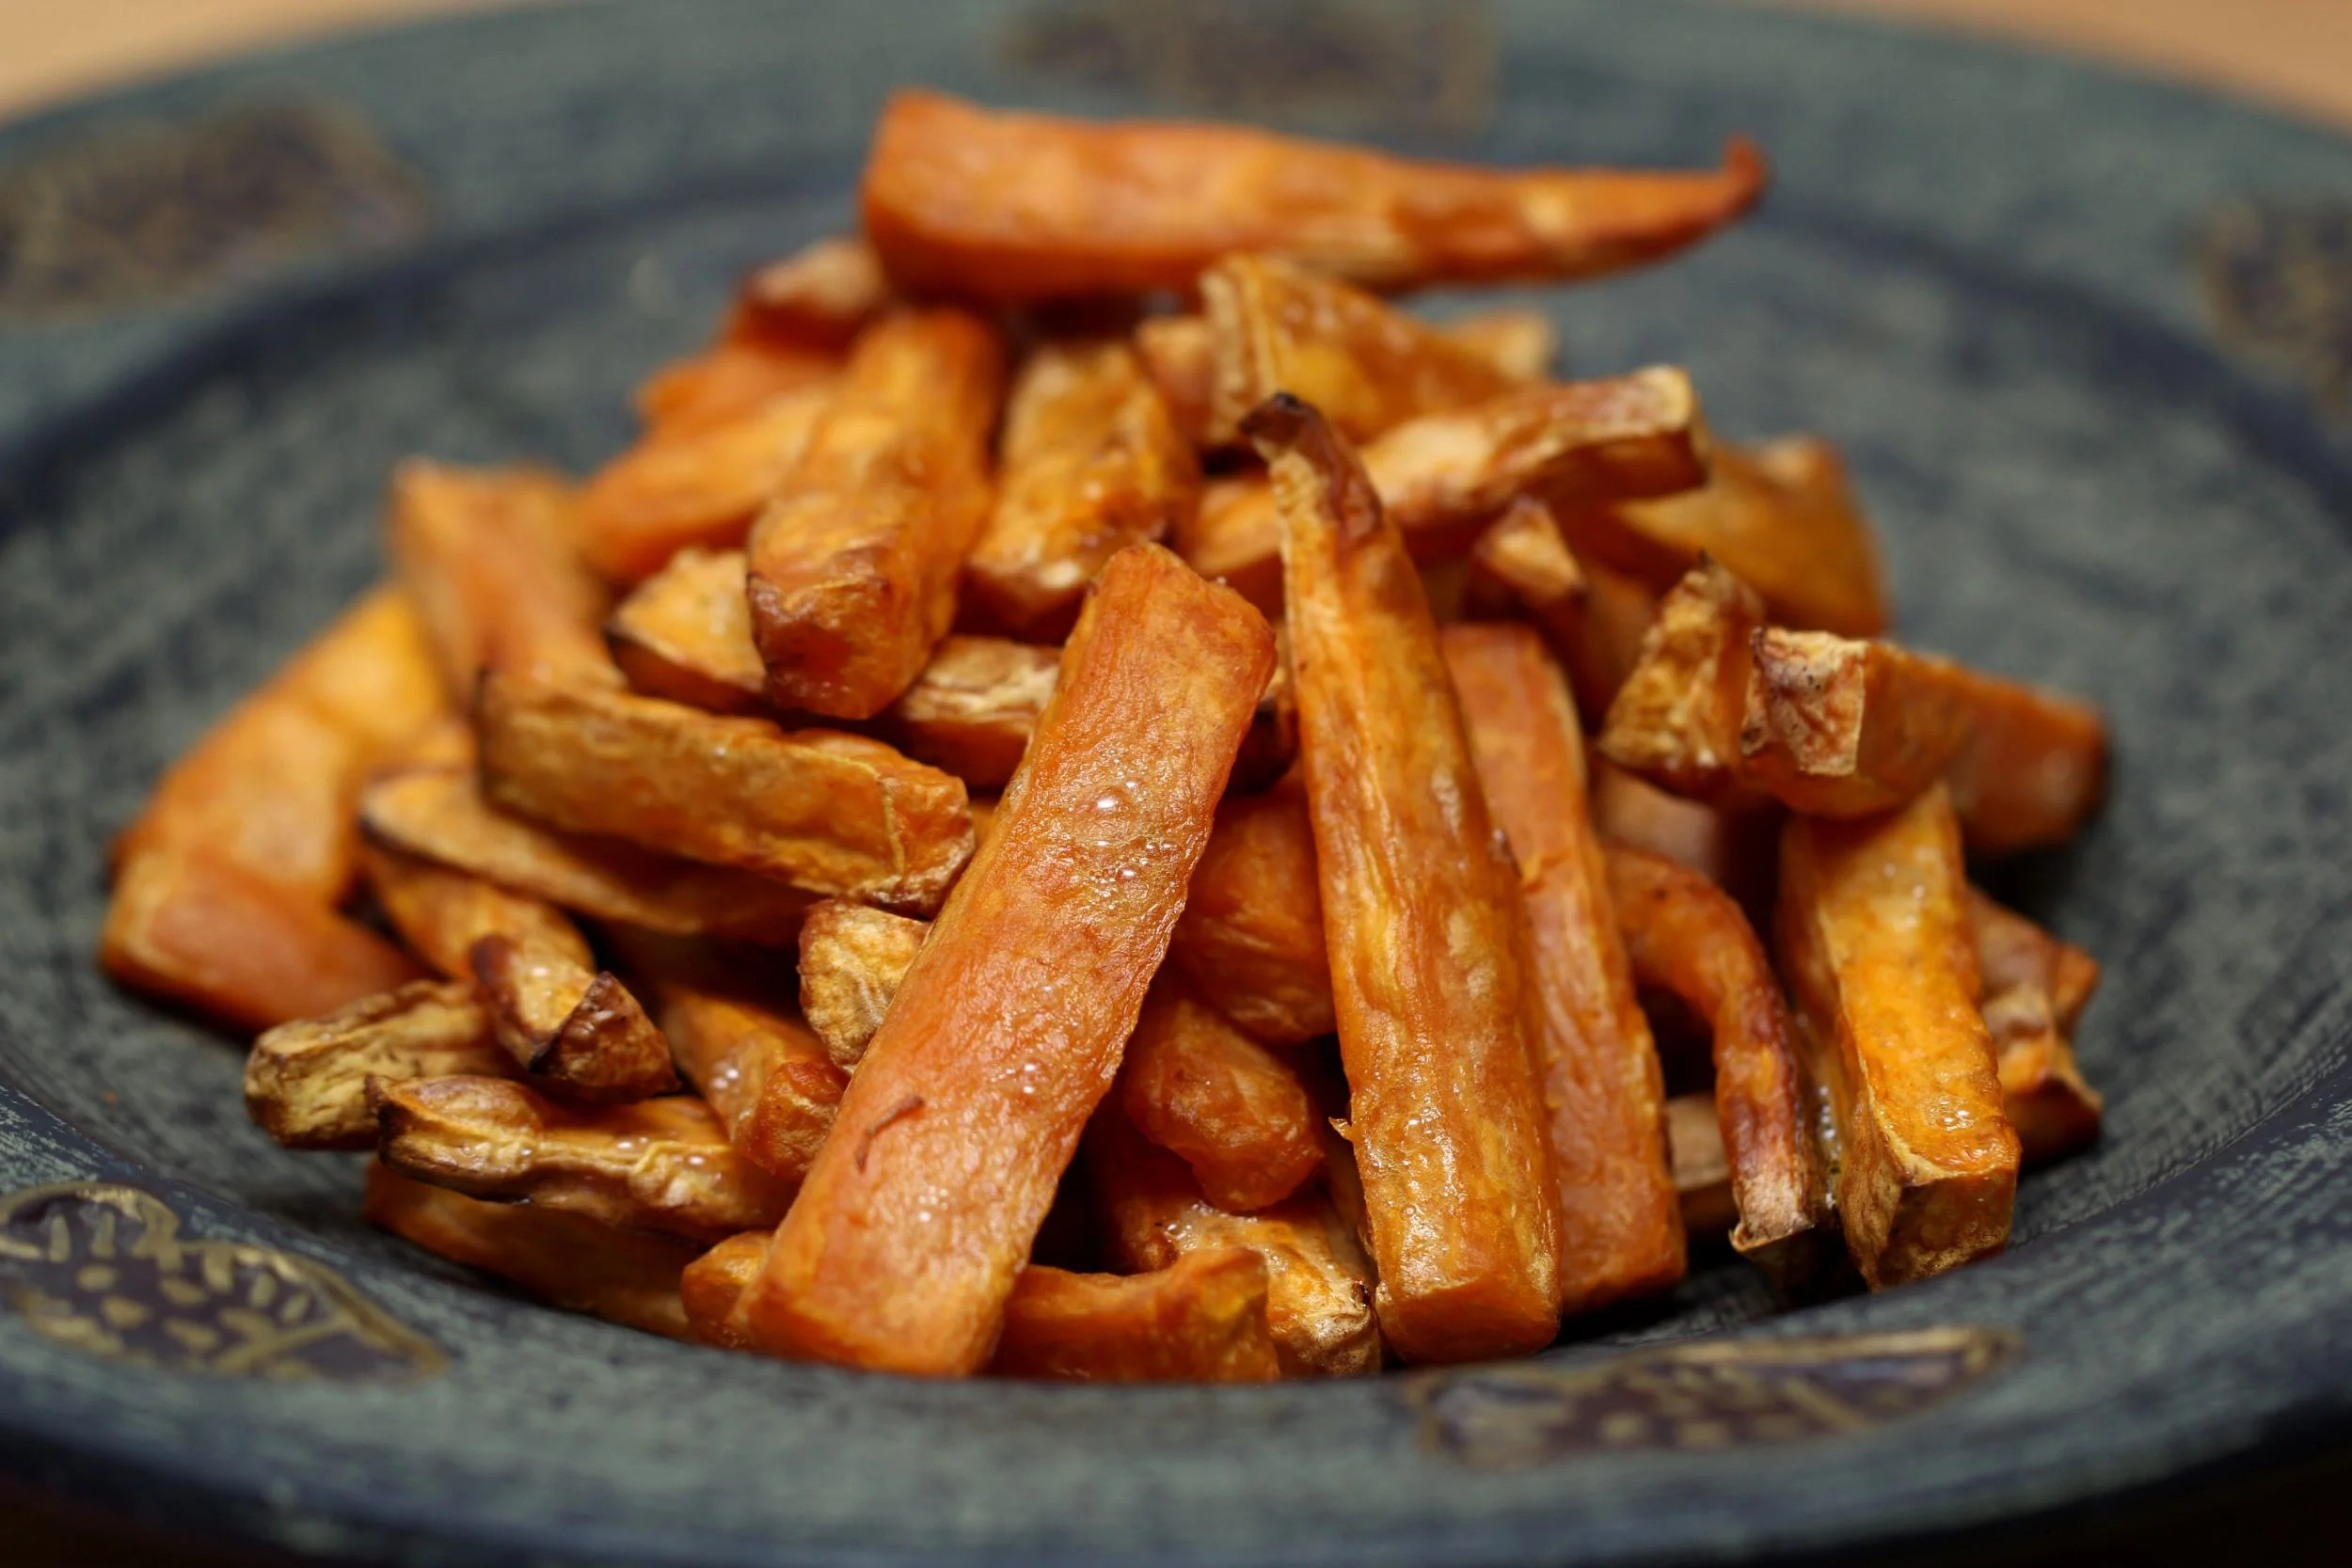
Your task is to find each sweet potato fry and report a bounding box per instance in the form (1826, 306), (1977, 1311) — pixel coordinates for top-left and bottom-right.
(1183, 368), (1706, 612)
(477, 673), (973, 914)
(1118, 982), (1323, 1214)
(372, 1076), (788, 1242)
(794, 900), (927, 1070)
(245, 980), (507, 1149)
(1597, 559), (1770, 804)
(580, 382), (834, 586)
(1968, 893), (2104, 1162)
(964, 338), (1199, 641)
(360, 842), (591, 979)
(387, 462), (612, 689)
(1665, 1093), (1739, 1241)
(1091, 1102), (1379, 1378)
(1606, 846), (1825, 1275)
(634, 341), (837, 440)
(604, 546), (770, 714)
(1775, 786), (2018, 1289)
(1201, 253), (1521, 446)
(879, 636), (1062, 787)
(680, 1231), (770, 1349)
(746, 307), (1004, 719)
(364, 1164), (695, 1340)
(739, 543), (1275, 1375)
(469, 932), (679, 1103)
(991, 1251), (1281, 1383)
(1589, 758), (1750, 890)
(1940, 669), (2108, 856)
(1438, 309), (1558, 383)
(1740, 628), (1975, 818)
(1969, 892), (2102, 1037)
(1251, 395), (1561, 1362)
(726, 235), (893, 354)
(862, 89), (1766, 299)
(1443, 625), (1683, 1312)
(1165, 775), (1334, 1047)
(1464, 498), (1661, 721)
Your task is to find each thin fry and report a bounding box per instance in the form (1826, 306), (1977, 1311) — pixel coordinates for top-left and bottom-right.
(1465, 498), (1660, 720)
(360, 842), (592, 979)
(245, 980), (506, 1149)
(1941, 670), (2107, 856)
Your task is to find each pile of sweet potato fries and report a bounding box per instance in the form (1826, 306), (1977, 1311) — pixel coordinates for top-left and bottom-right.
(101, 91), (2106, 1380)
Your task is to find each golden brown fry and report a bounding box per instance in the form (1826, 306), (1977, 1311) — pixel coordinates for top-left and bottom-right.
(747, 308), (1004, 720)
(794, 900), (927, 1070)
(879, 636), (1062, 788)
(1443, 625), (1683, 1313)
(365, 1164), (696, 1339)
(1597, 559), (1770, 804)
(245, 980), (507, 1149)
(990, 1251), (1281, 1383)
(1665, 1093), (1739, 1240)
(1438, 309), (1558, 384)
(361, 842), (593, 980)
(1165, 774), (1334, 1047)
(1775, 786), (2019, 1289)
(1968, 892), (2104, 1162)
(739, 544), (1275, 1376)
(634, 341), (837, 440)
(372, 1076), (788, 1243)
(469, 932), (679, 1103)
(580, 383), (834, 586)
(1201, 253), (1520, 446)
(387, 462), (612, 689)
(964, 338), (1199, 641)
(1464, 498), (1661, 722)
(681, 1231), (770, 1349)
(477, 673), (973, 914)
(1589, 757), (1757, 895)
(1606, 846), (1825, 1275)
(1969, 891), (2102, 1037)
(605, 546), (770, 714)
(1251, 395), (1561, 1362)
(1740, 628), (1975, 818)
(727, 235), (894, 353)
(1118, 982), (1323, 1214)
(1184, 369), (1706, 612)
(1941, 669), (2108, 856)
(862, 89), (1766, 299)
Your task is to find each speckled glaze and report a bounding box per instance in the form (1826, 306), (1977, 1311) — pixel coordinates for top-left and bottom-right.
(4, 1), (2352, 1562)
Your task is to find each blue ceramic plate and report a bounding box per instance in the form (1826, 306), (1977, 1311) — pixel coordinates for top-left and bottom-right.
(5, 1), (2352, 1562)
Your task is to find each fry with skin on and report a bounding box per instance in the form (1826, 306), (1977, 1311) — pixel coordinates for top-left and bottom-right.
(469, 933), (679, 1103)
(361, 842), (592, 979)
(604, 546), (771, 714)
(1183, 368), (1707, 613)
(1606, 846), (1825, 1276)
(372, 1076), (788, 1243)
(477, 673), (973, 915)
(1251, 394), (1562, 1362)
(739, 543), (1276, 1376)
(1775, 785), (2019, 1289)
(1464, 498), (1661, 721)
(991, 1251), (1281, 1383)
(681, 1231), (771, 1349)
(365, 1164), (696, 1340)
(862, 89), (1766, 300)
(1968, 893), (2104, 1162)
(634, 341), (836, 440)
(1941, 671), (2108, 857)
(1740, 628), (1974, 818)
(747, 308), (1004, 720)
(1597, 559), (1771, 804)
(964, 338), (1199, 641)
(245, 980), (508, 1149)
(795, 900), (928, 1070)
(726, 235), (893, 353)
(1665, 1093), (1740, 1241)
(1443, 624), (1683, 1313)
(1166, 774), (1334, 1047)
(1118, 982), (1324, 1213)
(1438, 309), (1558, 383)
(879, 637), (1063, 787)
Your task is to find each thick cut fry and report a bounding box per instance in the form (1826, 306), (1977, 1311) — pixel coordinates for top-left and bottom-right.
(387, 462), (611, 689)
(102, 848), (425, 1033)
(747, 308), (1005, 719)
(795, 900), (928, 1070)
(1740, 629), (1975, 817)
(1443, 625), (1683, 1313)
(365, 1164), (694, 1339)
(605, 546), (770, 714)
(879, 637), (1062, 787)
(1252, 395), (1562, 1362)
(1968, 893), (2104, 1162)
(1606, 846), (1824, 1275)
(1666, 1093), (1739, 1240)
(739, 544), (1275, 1376)
(1165, 775), (1334, 1046)
(1464, 498), (1661, 721)
(1201, 254), (1520, 446)
(477, 673), (973, 914)
(1118, 983), (1323, 1214)
(1940, 670), (2108, 856)
(1775, 786), (2019, 1289)
(635, 341), (837, 439)
(727, 236), (893, 353)
(964, 338), (1200, 641)
(991, 1252), (1281, 1383)
(361, 842), (592, 980)
(681, 1231), (771, 1350)
(245, 980), (507, 1149)
(1184, 369), (1706, 612)
(1438, 309), (1557, 384)
(1092, 1103), (1379, 1378)
(862, 89), (1766, 300)
(372, 1076), (788, 1243)
(580, 383), (834, 586)
(1597, 559), (1770, 804)
(469, 933), (679, 1103)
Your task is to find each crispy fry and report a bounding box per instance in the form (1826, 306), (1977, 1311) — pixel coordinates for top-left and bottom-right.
(1775, 786), (2018, 1289)
(1465, 498), (1661, 721)
(1606, 846), (1824, 1275)
(1119, 982), (1323, 1214)
(862, 89), (1766, 299)
(245, 980), (507, 1149)
(727, 236), (894, 354)
(794, 900), (927, 1070)
(1597, 559), (1770, 804)
(580, 383), (834, 586)
(681, 1231), (770, 1350)
(1183, 369), (1706, 612)
(364, 1164), (695, 1339)
(1740, 628), (1975, 817)
(880, 636), (1062, 787)
(1665, 1093), (1739, 1240)
(477, 673), (973, 914)
(1968, 893), (2104, 1162)
(372, 1076), (788, 1243)
(739, 544), (1275, 1375)
(1941, 669), (2108, 856)
(1165, 774), (1334, 1046)
(1091, 1101), (1379, 1378)
(1251, 395), (1561, 1361)
(605, 546), (770, 714)
(747, 308), (1004, 719)
(964, 338), (1199, 641)
(361, 842), (592, 979)
(387, 462), (611, 689)
(469, 933), (679, 1103)
(635, 341), (837, 440)
(991, 1251), (1281, 1383)
(1969, 892), (2101, 1036)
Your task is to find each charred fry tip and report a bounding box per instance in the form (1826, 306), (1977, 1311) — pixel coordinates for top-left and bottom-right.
(1239, 394), (1382, 543)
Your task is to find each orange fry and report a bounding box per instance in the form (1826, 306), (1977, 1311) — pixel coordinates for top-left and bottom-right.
(862, 89), (1765, 300)
(1252, 395), (1562, 1362)
(245, 980), (507, 1149)
(991, 1251), (1282, 1383)
(604, 546), (771, 714)
(1740, 629), (1974, 817)
(726, 235), (894, 354)
(361, 842), (591, 979)
(387, 462), (611, 689)
(1438, 309), (1558, 383)
(879, 636), (1063, 787)
(1118, 982), (1323, 1214)
(634, 341), (837, 440)
(794, 899), (927, 1070)
(1968, 893), (2104, 1162)
(469, 932), (679, 1103)
(747, 307), (1005, 720)
(1464, 498), (1660, 721)
(739, 544), (1275, 1376)
(1597, 559), (1771, 804)
(1165, 774), (1333, 1046)
(680, 1231), (771, 1350)
(1665, 1093), (1739, 1240)
(1941, 670), (2108, 856)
